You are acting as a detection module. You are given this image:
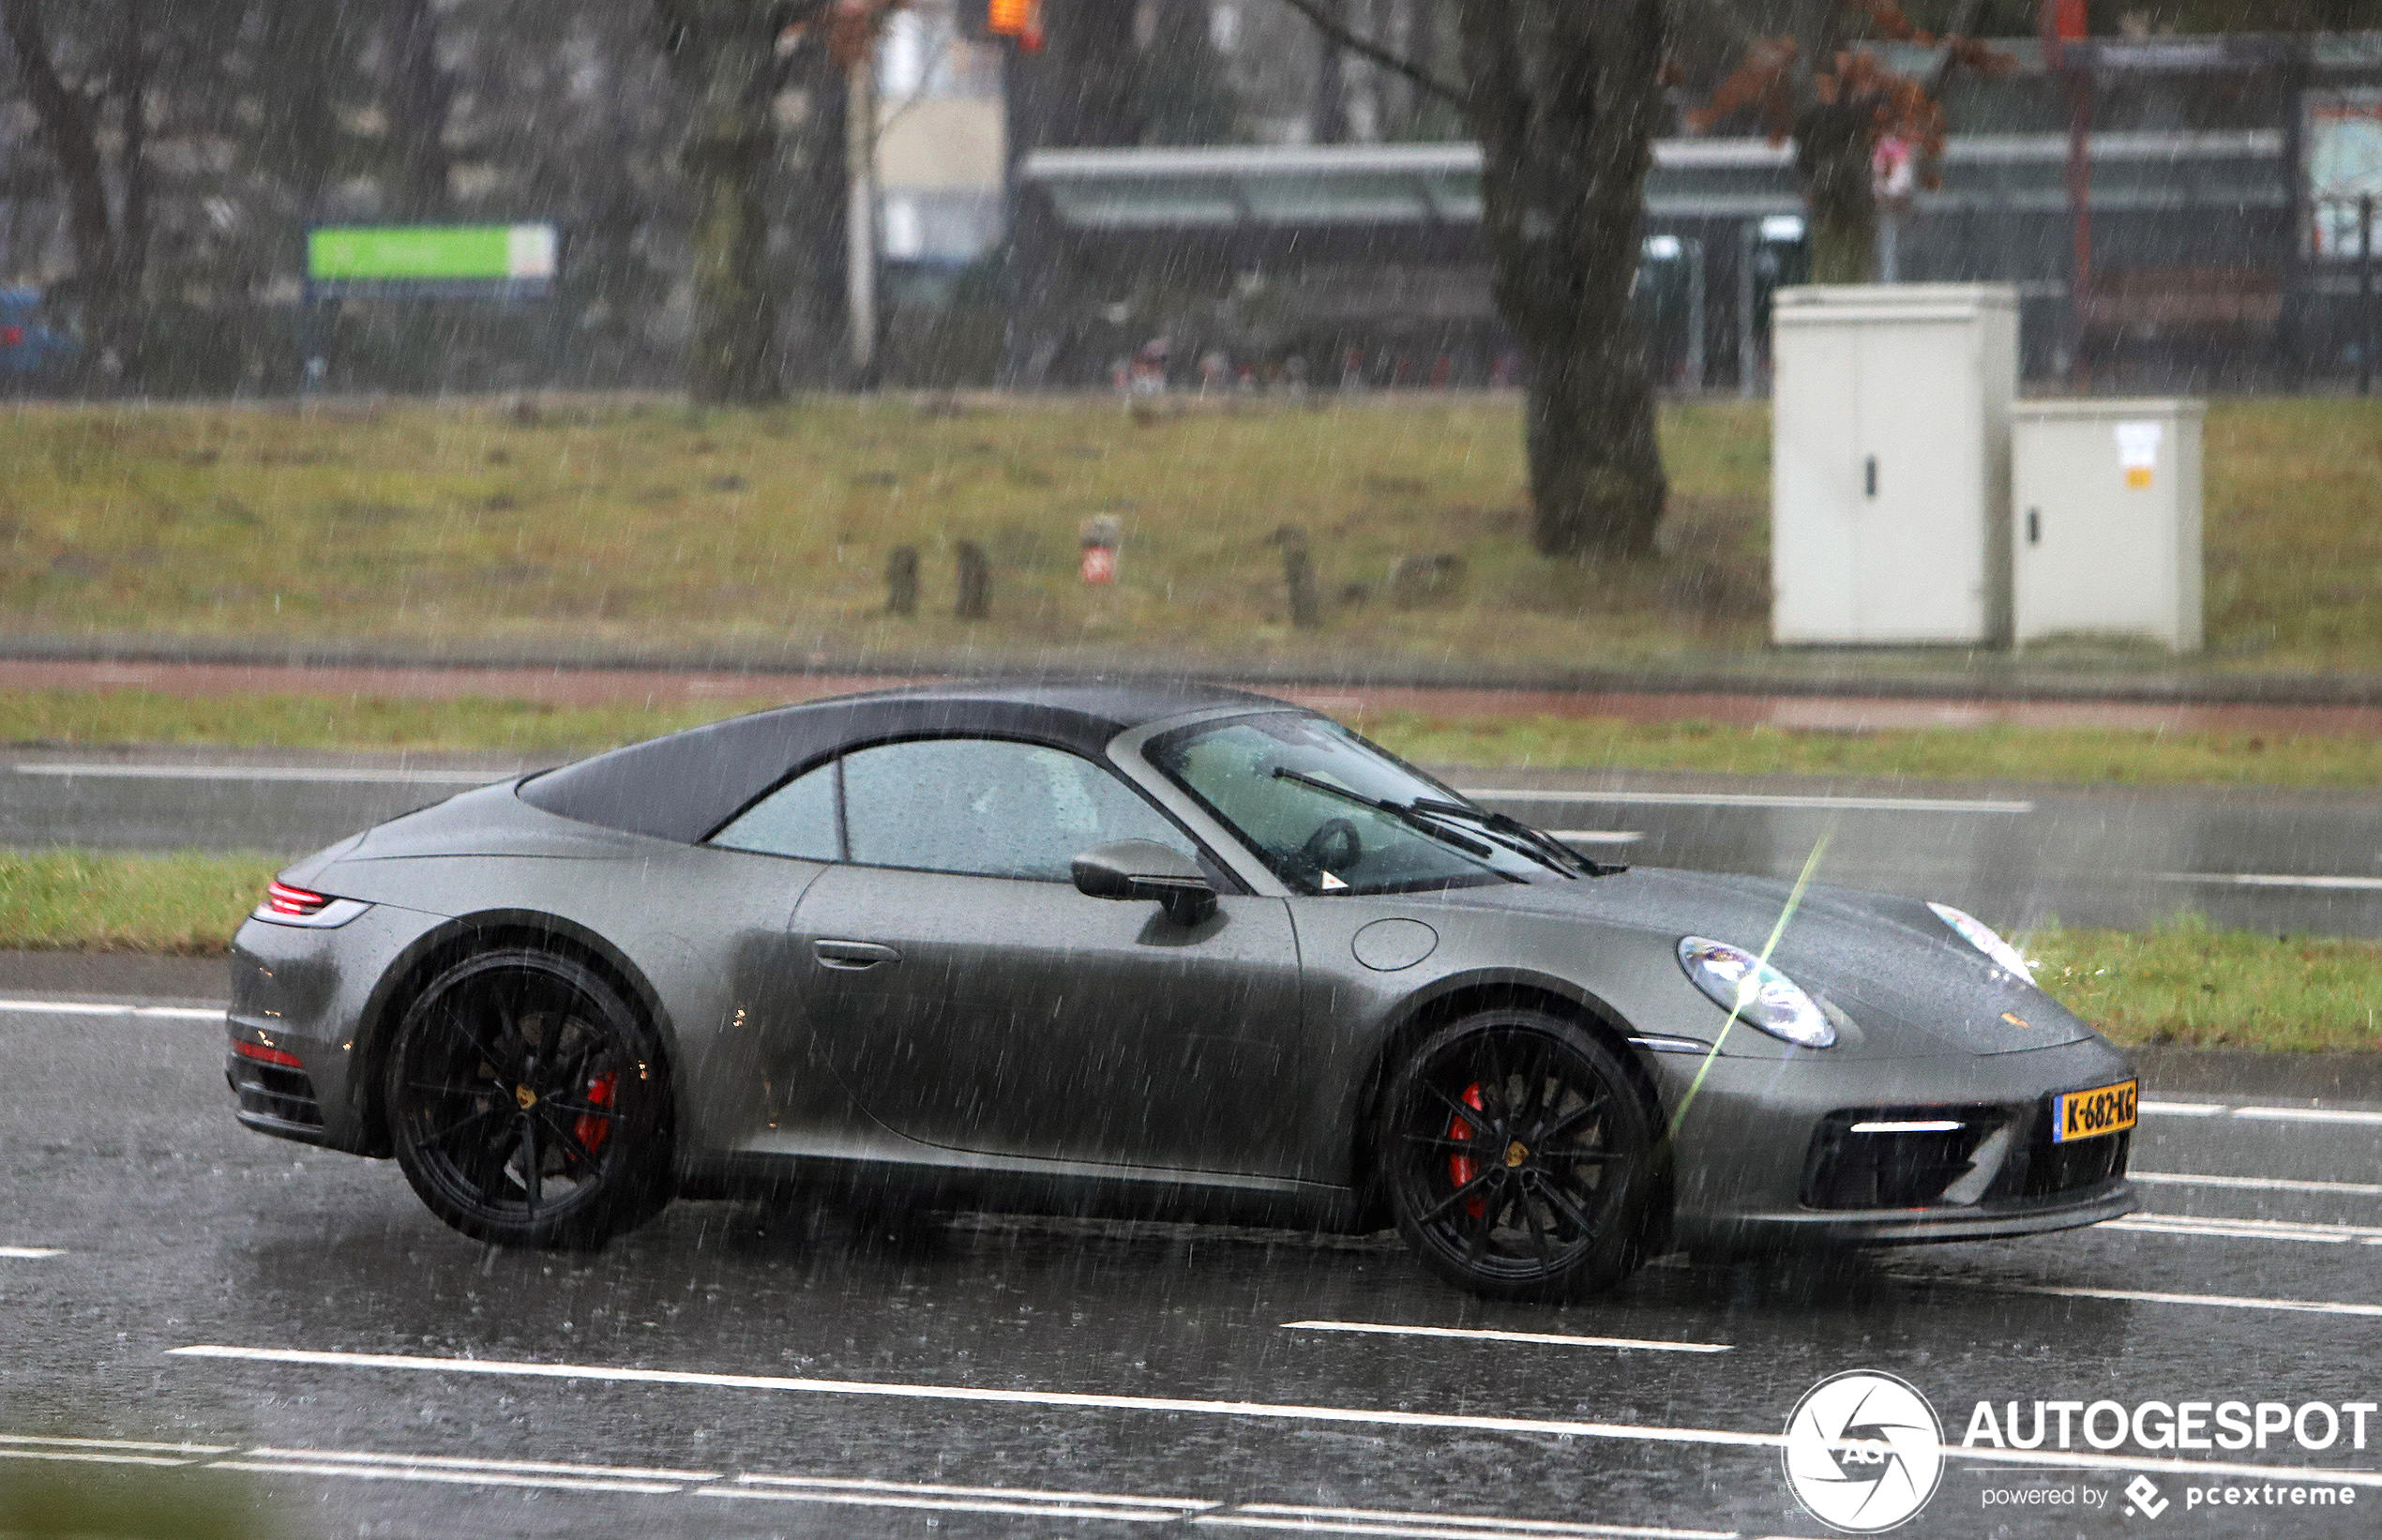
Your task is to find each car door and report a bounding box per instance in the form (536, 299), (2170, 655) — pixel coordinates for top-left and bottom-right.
(785, 736), (1311, 1177)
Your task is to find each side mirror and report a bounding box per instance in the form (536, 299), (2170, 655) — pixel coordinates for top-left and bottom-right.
(1071, 839), (1216, 926)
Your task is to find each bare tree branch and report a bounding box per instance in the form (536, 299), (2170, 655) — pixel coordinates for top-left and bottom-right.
(1926, 0), (1989, 94)
(1274, 0), (1469, 114)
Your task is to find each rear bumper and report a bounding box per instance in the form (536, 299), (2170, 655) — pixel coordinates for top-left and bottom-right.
(227, 902), (449, 1155)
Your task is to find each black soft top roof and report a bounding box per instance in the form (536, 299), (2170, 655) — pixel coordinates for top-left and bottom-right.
(517, 678), (1288, 843)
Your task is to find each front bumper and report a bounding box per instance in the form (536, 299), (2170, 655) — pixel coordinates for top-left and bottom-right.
(1651, 1034), (2139, 1256)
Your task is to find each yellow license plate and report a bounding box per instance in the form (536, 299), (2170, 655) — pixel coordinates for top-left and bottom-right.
(2053, 1080), (2139, 1143)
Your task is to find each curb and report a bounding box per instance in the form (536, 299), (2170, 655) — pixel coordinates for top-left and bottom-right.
(8, 632), (2382, 709)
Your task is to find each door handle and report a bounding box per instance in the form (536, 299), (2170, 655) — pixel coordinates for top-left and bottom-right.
(1863, 455), (1877, 498)
(814, 939), (900, 970)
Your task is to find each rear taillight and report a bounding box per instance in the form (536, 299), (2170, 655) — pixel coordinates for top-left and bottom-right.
(232, 1039), (304, 1069)
(265, 880), (330, 917)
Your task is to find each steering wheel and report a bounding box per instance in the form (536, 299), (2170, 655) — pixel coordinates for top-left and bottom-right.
(1301, 817), (1363, 875)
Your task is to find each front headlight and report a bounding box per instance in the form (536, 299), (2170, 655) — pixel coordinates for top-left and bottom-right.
(1677, 936), (1836, 1049)
(1927, 901), (2034, 984)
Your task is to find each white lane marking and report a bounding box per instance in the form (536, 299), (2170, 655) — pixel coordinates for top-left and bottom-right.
(2107, 1214), (2382, 1244)
(1546, 830), (1644, 845)
(169, 1344), (1785, 1453)
(2155, 871), (2382, 891)
(706, 1489), (1191, 1521)
(711, 1473), (1211, 1522)
(169, 1344), (2382, 1490)
(1281, 1321), (1729, 1354)
(0, 1435), (234, 1455)
(2234, 1106), (2382, 1126)
(735, 1474), (1205, 1510)
(0, 1448), (200, 1469)
(2133, 1170), (2382, 1197)
(12, 762), (505, 785)
(0, 1000), (225, 1022)
(212, 1458), (682, 1495)
(1459, 788), (2033, 814)
(1998, 1284), (2382, 1318)
(241, 1446), (720, 1482)
(2139, 1101), (2227, 1116)
(0, 1246), (62, 1259)
(1201, 1505), (1731, 1540)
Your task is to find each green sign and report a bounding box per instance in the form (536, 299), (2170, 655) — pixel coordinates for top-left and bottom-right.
(307, 224), (557, 285)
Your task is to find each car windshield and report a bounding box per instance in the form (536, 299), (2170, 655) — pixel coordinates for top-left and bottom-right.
(1146, 713), (1542, 896)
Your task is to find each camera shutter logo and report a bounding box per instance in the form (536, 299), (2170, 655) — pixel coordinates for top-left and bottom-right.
(1782, 1370), (1946, 1532)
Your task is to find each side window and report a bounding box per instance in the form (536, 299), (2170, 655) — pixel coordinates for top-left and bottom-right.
(840, 738), (1195, 882)
(709, 761), (840, 861)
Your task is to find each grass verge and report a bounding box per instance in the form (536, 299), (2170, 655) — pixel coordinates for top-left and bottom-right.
(4, 850), (2372, 1053)
(6, 687), (2381, 790)
(0, 394), (2374, 672)
(0, 850), (279, 954)
(2027, 919), (2382, 1054)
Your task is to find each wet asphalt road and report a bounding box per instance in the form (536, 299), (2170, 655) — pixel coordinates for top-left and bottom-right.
(3, 1000), (2380, 1538)
(10, 747), (2382, 939)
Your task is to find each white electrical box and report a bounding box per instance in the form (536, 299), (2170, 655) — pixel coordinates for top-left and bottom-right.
(2012, 399), (2204, 651)
(1770, 284), (2019, 646)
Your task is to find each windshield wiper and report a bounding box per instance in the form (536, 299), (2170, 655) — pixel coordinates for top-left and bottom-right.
(1410, 797), (1628, 878)
(1270, 767), (1496, 858)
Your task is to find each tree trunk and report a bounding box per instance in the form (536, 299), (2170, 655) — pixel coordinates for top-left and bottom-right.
(1797, 98), (1877, 285)
(1457, 0), (1668, 559)
(1311, 0), (1349, 143)
(2, 0), (135, 386)
(657, 0), (781, 403)
(385, 0), (455, 219)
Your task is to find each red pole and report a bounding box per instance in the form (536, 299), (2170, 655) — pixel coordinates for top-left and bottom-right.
(2043, 0), (2091, 381)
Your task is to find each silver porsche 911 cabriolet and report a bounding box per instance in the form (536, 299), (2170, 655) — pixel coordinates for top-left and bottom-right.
(226, 681), (2135, 1299)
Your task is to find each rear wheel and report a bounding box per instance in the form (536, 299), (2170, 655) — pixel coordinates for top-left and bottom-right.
(385, 948), (671, 1248)
(1378, 1010), (1656, 1301)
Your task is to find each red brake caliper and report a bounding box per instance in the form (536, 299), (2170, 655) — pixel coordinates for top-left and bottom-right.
(1445, 1082), (1489, 1218)
(576, 1072), (617, 1154)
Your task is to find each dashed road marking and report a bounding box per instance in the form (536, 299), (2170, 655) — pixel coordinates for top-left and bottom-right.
(707, 1473), (1214, 1522)
(1196, 1507), (1733, 1540)
(0, 1246), (62, 1259)
(167, 1345), (2382, 1489)
(1992, 1284), (2382, 1319)
(216, 1457), (683, 1495)
(2132, 1170), (2382, 1198)
(0, 999), (224, 1022)
(240, 1446), (719, 1483)
(2106, 1214), (2382, 1245)
(2233, 1106), (2382, 1126)
(1281, 1321), (1730, 1353)
(1546, 830), (1644, 845)
(2139, 1101), (2382, 1125)
(0, 1435), (233, 1469)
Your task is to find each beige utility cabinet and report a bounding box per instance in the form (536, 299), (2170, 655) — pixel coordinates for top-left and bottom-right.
(2011, 399), (2204, 652)
(1770, 284), (2019, 646)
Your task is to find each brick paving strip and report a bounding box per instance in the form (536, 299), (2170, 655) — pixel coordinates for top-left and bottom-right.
(8, 656), (2382, 737)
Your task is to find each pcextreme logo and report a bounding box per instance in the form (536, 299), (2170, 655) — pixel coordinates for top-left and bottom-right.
(1782, 1370), (1947, 1532)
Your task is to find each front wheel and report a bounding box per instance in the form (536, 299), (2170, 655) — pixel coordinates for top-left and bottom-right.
(1378, 1010), (1657, 1302)
(385, 948), (671, 1248)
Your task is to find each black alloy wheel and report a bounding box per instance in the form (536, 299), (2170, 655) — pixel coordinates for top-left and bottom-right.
(1379, 1010), (1655, 1301)
(385, 948), (671, 1248)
